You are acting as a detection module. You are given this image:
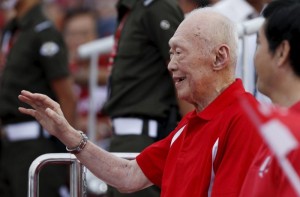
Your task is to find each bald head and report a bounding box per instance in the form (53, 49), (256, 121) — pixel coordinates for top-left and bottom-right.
(181, 8), (238, 68)
(168, 8), (239, 107)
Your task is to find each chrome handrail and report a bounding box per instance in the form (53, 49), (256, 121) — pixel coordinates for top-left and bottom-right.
(28, 152), (139, 197)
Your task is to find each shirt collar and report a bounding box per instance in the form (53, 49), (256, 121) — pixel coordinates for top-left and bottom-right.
(196, 79), (246, 120)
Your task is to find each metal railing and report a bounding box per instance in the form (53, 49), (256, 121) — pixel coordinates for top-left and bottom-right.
(28, 152), (139, 197)
(77, 36), (113, 143)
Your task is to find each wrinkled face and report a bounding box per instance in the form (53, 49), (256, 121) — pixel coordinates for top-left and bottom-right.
(254, 24), (276, 96)
(168, 21), (215, 104)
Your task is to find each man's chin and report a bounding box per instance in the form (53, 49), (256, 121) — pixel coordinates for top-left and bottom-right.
(177, 92), (189, 101)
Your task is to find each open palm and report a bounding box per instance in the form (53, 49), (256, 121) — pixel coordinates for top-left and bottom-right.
(18, 90), (71, 137)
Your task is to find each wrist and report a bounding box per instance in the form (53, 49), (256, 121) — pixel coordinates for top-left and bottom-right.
(66, 131), (88, 154)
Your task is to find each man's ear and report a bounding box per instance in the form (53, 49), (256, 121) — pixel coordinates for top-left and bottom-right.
(213, 45), (230, 71)
(276, 40), (290, 68)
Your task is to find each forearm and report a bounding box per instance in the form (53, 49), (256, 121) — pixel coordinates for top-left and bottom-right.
(59, 129), (152, 192)
(18, 90), (152, 192)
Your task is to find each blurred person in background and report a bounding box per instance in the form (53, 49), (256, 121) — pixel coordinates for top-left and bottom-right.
(0, 4), (14, 76)
(178, 0), (220, 15)
(0, 0), (76, 196)
(43, 0), (65, 31)
(55, 0), (84, 10)
(45, 0), (118, 38)
(63, 7), (112, 147)
(93, 0), (117, 38)
(239, 0), (300, 196)
(178, 0), (201, 15)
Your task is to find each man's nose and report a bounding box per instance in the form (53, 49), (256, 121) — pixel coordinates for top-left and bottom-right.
(167, 58), (177, 72)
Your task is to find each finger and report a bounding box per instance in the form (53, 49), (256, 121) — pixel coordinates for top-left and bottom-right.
(19, 94), (34, 106)
(20, 90), (33, 96)
(21, 90), (50, 104)
(18, 94), (42, 111)
(18, 107), (36, 118)
(20, 90), (60, 112)
(19, 91), (41, 108)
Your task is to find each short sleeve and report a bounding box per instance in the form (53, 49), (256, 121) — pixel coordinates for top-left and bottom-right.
(36, 26), (69, 80)
(136, 134), (173, 187)
(141, 1), (184, 61)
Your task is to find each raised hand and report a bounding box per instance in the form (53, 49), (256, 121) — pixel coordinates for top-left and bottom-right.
(18, 90), (72, 138)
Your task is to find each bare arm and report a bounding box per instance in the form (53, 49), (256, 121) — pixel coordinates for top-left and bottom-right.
(18, 90), (152, 193)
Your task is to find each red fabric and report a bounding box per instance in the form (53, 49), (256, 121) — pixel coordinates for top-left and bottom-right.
(0, 29), (19, 69)
(98, 53), (110, 67)
(239, 102), (300, 197)
(107, 12), (129, 68)
(136, 79), (262, 197)
(0, 12), (5, 29)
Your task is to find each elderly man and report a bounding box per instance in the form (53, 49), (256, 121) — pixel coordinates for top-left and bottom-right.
(18, 8), (262, 196)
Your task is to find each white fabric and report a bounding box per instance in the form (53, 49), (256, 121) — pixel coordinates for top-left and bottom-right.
(208, 138), (219, 197)
(170, 125), (186, 146)
(213, 0), (255, 23)
(148, 120), (158, 138)
(261, 120), (298, 157)
(112, 117), (158, 137)
(3, 121), (49, 141)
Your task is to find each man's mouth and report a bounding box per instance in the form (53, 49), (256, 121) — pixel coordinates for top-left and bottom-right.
(173, 76), (186, 84)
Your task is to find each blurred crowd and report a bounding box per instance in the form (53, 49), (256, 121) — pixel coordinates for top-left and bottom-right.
(0, 0), (118, 36)
(0, 0), (118, 144)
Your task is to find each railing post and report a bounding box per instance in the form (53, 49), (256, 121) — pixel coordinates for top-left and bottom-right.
(77, 36), (113, 143)
(28, 152), (139, 197)
(28, 153), (79, 197)
(69, 158), (85, 197)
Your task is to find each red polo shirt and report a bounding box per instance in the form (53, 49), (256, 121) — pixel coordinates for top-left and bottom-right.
(239, 102), (300, 197)
(136, 79), (262, 197)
